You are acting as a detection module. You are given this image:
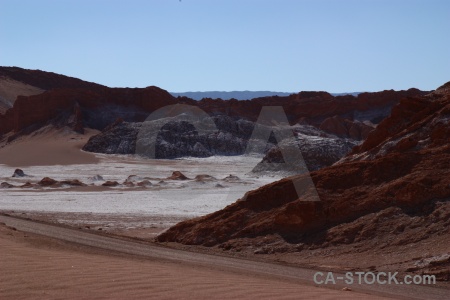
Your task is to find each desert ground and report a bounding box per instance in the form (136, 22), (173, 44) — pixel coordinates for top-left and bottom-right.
(0, 127), (281, 237)
(0, 219), (396, 300)
(0, 129), (448, 299)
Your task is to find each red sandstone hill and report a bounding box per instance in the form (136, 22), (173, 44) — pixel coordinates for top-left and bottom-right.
(0, 67), (427, 140)
(0, 67), (178, 135)
(194, 89), (427, 131)
(156, 83), (450, 257)
(0, 67), (105, 91)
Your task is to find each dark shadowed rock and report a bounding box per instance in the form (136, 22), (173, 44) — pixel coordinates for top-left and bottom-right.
(157, 84), (450, 251)
(38, 177), (59, 186)
(21, 182), (34, 188)
(83, 122), (141, 155)
(252, 125), (358, 174)
(0, 66), (427, 140)
(12, 169), (27, 177)
(195, 174), (217, 182)
(222, 175), (240, 182)
(82, 115), (253, 159)
(319, 116), (374, 140)
(89, 175), (105, 181)
(102, 181), (120, 187)
(167, 171), (189, 180)
(137, 180), (152, 187)
(1, 182), (14, 189)
(60, 179), (86, 186)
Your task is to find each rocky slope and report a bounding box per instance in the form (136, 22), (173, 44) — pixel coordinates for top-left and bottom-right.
(252, 126), (357, 173)
(0, 77), (44, 114)
(0, 67), (429, 174)
(156, 82), (450, 272)
(0, 67), (427, 137)
(83, 113), (358, 171)
(0, 66), (178, 135)
(0, 66), (104, 114)
(192, 89), (427, 128)
(83, 115), (253, 158)
(171, 91), (293, 100)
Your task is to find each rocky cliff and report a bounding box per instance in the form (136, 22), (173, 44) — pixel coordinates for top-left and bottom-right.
(83, 115), (358, 171)
(82, 115), (253, 158)
(0, 67), (430, 175)
(0, 67), (427, 139)
(156, 83), (450, 254)
(252, 125), (358, 173)
(192, 89), (427, 128)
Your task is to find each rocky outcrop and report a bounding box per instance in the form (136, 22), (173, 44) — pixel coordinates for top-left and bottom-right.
(156, 84), (450, 250)
(84, 116), (358, 172)
(0, 67), (105, 91)
(0, 77), (45, 113)
(319, 116), (374, 140)
(0, 66), (177, 135)
(252, 127), (357, 173)
(194, 89), (428, 129)
(0, 182), (14, 189)
(82, 115), (253, 158)
(0, 86), (177, 135)
(167, 171), (189, 180)
(82, 121), (141, 154)
(38, 177), (59, 186)
(12, 169), (27, 177)
(60, 179), (86, 186)
(195, 174), (217, 182)
(36, 177), (86, 187)
(0, 67), (427, 139)
(345, 86), (450, 159)
(102, 181), (120, 187)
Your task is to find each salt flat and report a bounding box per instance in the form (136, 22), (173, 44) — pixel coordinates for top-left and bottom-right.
(0, 154), (282, 236)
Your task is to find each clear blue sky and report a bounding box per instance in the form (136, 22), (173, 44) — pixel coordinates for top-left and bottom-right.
(1, 0), (449, 92)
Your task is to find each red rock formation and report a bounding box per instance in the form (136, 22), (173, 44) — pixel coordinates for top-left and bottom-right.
(0, 66), (105, 91)
(38, 177), (59, 186)
(319, 116), (374, 140)
(0, 67), (428, 139)
(167, 171), (189, 180)
(102, 181), (120, 187)
(60, 179), (86, 186)
(156, 84), (450, 247)
(0, 86), (177, 134)
(193, 90), (422, 126)
(70, 102), (84, 134)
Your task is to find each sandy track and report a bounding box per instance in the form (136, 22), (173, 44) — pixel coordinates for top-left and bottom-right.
(0, 214), (445, 300)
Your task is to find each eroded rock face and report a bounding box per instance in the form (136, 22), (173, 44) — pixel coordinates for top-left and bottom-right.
(82, 122), (141, 155)
(156, 85), (450, 250)
(84, 117), (359, 173)
(252, 126), (358, 174)
(0, 66), (427, 140)
(319, 116), (374, 140)
(0, 69), (177, 135)
(82, 115), (253, 158)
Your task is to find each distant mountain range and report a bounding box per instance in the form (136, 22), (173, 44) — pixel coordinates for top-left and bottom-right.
(171, 91), (362, 100)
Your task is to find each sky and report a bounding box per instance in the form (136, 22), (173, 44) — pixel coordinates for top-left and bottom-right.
(1, 0), (449, 93)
